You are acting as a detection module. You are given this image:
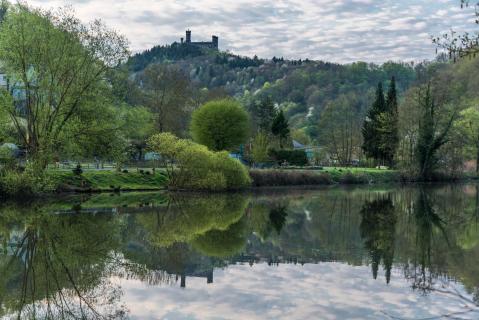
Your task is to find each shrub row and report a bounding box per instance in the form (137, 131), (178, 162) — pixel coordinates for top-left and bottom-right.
(269, 149), (308, 166)
(249, 169), (333, 187)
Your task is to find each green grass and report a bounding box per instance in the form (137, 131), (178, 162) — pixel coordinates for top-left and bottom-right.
(48, 170), (168, 192)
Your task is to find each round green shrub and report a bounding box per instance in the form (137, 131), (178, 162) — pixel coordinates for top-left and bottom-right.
(190, 99), (250, 151)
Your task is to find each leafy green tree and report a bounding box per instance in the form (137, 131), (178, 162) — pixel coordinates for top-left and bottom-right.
(271, 110), (290, 148)
(416, 84), (455, 180)
(362, 83), (387, 164)
(251, 131), (271, 164)
(148, 133), (251, 191)
(0, 4), (129, 166)
(454, 103), (479, 172)
(190, 99), (250, 151)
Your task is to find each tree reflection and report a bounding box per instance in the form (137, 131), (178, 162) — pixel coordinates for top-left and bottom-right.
(0, 207), (126, 319)
(359, 195), (396, 284)
(404, 188), (450, 293)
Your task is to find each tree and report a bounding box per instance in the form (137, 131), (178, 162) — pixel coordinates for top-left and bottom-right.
(319, 94), (362, 166)
(251, 131), (271, 164)
(137, 64), (192, 135)
(362, 83), (387, 164)
(190, 99), (250, 151)
(271, 110), (290, 149)
(416, 84), (455, 180)
(251, 96), (277, 132)
(379, 77), (400, 167)
(433, 1), (479, 59)
(454, 104), (479, 172)
(0, 4), (129, 166)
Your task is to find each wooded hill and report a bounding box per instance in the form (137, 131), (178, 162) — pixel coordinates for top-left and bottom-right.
(126, 43), (435, 141)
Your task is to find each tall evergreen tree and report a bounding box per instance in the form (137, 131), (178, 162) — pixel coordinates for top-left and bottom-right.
(256, 96), (277, 132)
(380, 77), (400, 167)
(271, 110), (290, 148)
(362, 83), (386, 164)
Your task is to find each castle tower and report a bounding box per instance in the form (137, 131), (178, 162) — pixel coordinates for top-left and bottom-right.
(186, 30), (192, 43)
(212, 35), (219, 49)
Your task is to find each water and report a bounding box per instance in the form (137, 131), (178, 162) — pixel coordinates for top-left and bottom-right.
(0, 184), (478, 319)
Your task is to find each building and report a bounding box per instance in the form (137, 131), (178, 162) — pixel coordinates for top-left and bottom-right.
(180, 30), (219, 50)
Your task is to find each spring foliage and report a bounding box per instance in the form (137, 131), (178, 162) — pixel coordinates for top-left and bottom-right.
(190, 99), (250, 151)
(148, 133), (251, 191)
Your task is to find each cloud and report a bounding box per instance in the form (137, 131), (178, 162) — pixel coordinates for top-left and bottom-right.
(27, 0), (478, 63)
(114, 262), (475, 320)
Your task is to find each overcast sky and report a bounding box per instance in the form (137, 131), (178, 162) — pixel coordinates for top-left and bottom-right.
(29, 0), (478, 63)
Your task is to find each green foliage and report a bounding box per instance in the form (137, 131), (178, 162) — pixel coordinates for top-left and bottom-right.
(190, 99), (250, 151)
(362, 83), (387, 163)
(416, 84), (455, 180)
(148, 133), (251, 191)
(362, 79), (400, 166)
(269, 149), (308, 166)
(49, 170), (167, 192)
(0, 3), (129, 165)
(454, 103), (479, 171)
(0, 164), (54, 197)
(271, 110), (290, 148)
(381, 77), (400, 166)
(251, 132), (271, 164)
(72, 164), (83, 176)
(249, 96), (277, 132)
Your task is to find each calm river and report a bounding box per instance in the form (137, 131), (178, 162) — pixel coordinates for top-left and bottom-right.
(0, 184), (478, 319)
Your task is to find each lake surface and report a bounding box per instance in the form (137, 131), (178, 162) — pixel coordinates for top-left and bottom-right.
(1, 184), (478, 319)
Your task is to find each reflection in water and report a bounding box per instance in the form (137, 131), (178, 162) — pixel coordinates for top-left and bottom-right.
(0, 186), (478, 319)
(360, 195), (396, 284)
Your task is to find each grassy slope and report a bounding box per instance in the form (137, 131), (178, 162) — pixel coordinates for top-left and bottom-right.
(49, 170), (167, 192)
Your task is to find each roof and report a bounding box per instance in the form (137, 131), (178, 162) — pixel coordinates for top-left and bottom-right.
(292, 140), (305, 149)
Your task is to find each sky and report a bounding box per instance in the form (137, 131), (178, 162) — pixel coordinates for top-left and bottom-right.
(115, 263), (476, 319)
(28, 0), (478, 63)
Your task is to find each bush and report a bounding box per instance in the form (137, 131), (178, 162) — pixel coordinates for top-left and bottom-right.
(148, 133), (251, 191)
(72, 164), (83, 176)
(0, 164), (54, 197)
(249, 169), (332, 187)
(270, 149), (308, 166)
(190, 99), (250, 151)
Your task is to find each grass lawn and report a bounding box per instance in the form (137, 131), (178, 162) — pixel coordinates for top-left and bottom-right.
(48, 170), (168, 192)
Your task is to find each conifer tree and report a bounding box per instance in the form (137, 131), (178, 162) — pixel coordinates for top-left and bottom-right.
(362, 83), (386, 164)
(271, 110), (290, 148)
(380, 77), (400, 167)
(256, 96), (277, 132)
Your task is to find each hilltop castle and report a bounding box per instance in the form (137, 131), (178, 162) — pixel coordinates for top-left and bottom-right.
(180, 30), (219, 50)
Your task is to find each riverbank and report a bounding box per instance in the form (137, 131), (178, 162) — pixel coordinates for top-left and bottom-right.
(2, 167), (477, 197)
(249, 168), (479, 187)
(50, 170), (168, 192)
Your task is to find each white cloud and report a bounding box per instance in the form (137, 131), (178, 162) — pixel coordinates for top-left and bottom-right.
(114, 262), (477, 320)
(27, 0), (478, 63)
